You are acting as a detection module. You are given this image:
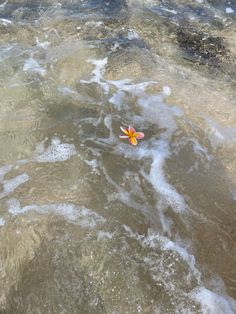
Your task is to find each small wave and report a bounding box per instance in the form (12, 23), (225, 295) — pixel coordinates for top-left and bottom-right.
(205, 118), (236, 148)
(190, 287), (236, 314)
(7, 198), (105, 228)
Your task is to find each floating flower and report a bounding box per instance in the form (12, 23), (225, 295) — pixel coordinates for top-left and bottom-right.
(119, 125), (145, 146)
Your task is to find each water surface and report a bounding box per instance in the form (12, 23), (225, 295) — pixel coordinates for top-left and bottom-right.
(0, 0), (236, 313)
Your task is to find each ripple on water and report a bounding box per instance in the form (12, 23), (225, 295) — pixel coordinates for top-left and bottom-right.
(0, 0), (235, 312)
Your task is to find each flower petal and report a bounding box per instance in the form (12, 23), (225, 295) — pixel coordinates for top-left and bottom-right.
(128, 125), (136, 135)
(120, 126), (129, 135)
(129, 136), (137, 146)
(119, 135), (129, 139)
(134, 132), (144, 139)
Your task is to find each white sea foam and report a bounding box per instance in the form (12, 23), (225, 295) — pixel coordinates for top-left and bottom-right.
(23, 57), (46, 76)
(0, 46), (13, 62)
(81, 58), (109, 94)
(206, 118), (236, 148)
(34, 137), (76, 163)
(138, 94), (182, 136)
(58, 86), (77, 95)
(16, 159), (28, 167)
(127, 30), (139, 40)
(85, 21), (103, 27)
(123, 93), (185, 213)
(97, 231), (113, 241)
(0, 173), (29, 198)
(0, 217), (5, 226)
(161, 7), (177, 15)
(84, 159), (98, 168)
(192, 138), (213, 162)
(85, 59), (186, 214)
(0, 18), (12, 25)
(0, 0), (8, 8)
(136, 92), (186, 212)
(141, 230), (201, 282)
(0, 164), (29, 199)
(96, 114), (117, 146)
(6, 198), (21, 214)
(161, 237), (201, 283)
(190, 287), (236, 314)
(148, 142), (186, 213)
(7, 199), (105, 227)
(123, 226), (236, 312)
(104, 115), (112, 130)
(76, 57), (235, 313)
(162, 85), (171, 96)
(108, 79), (155, 97)
(0, 164), (13, 181)
(225, 7), (234, 14)
(35, 37), (50, 49)
(109, 90), (126, 110)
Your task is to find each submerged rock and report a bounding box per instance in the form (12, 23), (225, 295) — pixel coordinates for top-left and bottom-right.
(175, 28), (236, 79)
(98, 33), (148, 54)
(65, 0), (128, 17)
(177, 29), (227, 66)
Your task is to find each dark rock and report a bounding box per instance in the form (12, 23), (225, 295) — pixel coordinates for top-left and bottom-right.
(0, 1), (47, 21)
(98, 34), (148, 53)
(0, 0), (128, 22)
(62, 0), (128, 18)
(177, 29), (227, 66)
(207, 0), (236, 9)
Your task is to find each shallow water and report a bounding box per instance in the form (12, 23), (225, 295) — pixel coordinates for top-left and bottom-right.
(0, 0), (236, 313)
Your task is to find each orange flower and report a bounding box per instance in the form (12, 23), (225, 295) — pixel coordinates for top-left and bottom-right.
(119, 125), (145, 146)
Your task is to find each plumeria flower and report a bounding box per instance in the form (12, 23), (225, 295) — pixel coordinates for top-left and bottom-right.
(119, 125), (145, 146)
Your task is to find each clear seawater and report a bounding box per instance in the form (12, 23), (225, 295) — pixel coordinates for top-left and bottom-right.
(0, 0), (236, 313)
